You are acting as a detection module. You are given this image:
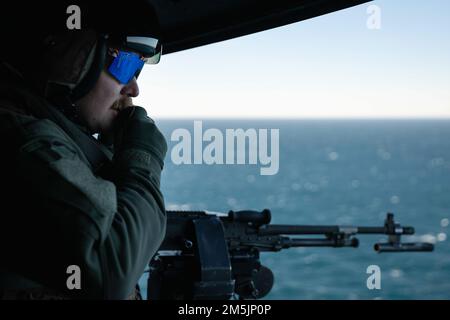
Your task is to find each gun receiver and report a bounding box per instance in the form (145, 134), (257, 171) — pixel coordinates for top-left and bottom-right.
(147, 210), (433, 300)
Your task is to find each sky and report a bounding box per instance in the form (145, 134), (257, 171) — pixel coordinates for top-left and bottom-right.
(135, 0), (450, 119)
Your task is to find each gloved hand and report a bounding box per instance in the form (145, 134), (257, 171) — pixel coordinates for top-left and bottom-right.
(113, 106), (167, 164)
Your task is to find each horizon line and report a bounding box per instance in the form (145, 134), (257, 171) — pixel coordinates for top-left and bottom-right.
(153, 116), (450, 121)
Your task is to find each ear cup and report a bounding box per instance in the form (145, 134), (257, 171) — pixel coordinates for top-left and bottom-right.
(70, 33), (108, 101)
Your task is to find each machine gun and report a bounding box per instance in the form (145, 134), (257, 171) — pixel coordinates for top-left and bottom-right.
(147, 210), (434, 300)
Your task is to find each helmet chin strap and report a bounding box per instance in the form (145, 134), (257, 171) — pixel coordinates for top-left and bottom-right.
(46, 88), (88, 130)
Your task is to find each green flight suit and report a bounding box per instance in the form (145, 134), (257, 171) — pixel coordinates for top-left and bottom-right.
(0, 63), (168, 299)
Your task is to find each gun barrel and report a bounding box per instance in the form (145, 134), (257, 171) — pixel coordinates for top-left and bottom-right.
(260, 225), (340, 235)
(357, 226), (415, 235)
(283, 237), (359, 248)
(259, 225), (415, 236)
(374, 242), (434, 252)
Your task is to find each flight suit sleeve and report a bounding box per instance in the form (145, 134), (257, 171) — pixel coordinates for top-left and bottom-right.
(2, 113), (168, 299)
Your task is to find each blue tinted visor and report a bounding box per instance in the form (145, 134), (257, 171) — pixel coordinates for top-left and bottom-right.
(107, 50), (145, 84)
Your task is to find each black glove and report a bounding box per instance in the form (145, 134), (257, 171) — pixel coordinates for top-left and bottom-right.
(113, 106), (167, 166)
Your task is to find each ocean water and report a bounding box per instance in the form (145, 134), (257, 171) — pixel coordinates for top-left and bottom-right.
(141, 119), (450, 300)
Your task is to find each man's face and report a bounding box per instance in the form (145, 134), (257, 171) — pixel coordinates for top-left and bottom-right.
(75, 69), (140, 134)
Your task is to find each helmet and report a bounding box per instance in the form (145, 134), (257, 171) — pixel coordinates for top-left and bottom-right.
(1, 0), (162, 110)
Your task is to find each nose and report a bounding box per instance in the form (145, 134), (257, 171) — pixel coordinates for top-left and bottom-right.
(120, 77), (140, 98)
